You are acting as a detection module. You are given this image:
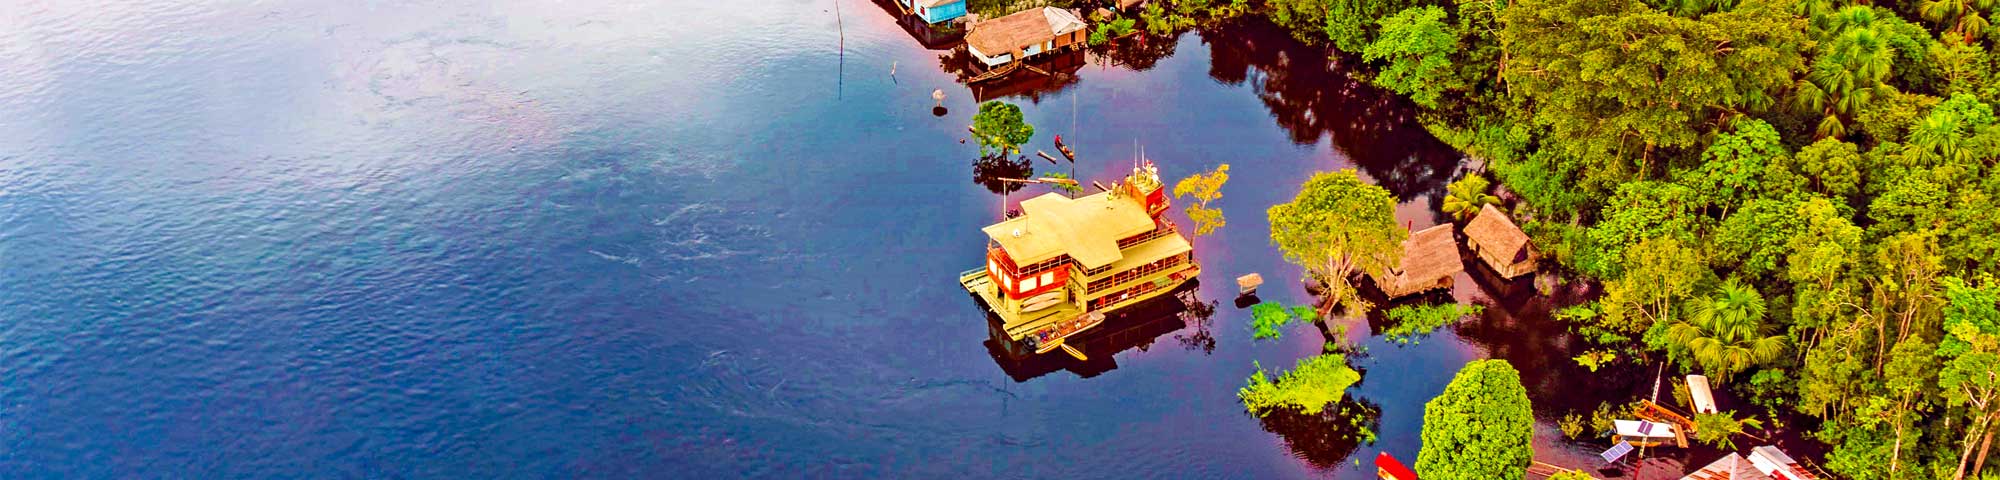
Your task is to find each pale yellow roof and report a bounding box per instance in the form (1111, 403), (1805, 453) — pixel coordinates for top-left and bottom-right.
(982, 191), (1157, 268)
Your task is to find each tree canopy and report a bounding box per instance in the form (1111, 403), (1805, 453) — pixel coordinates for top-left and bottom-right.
(1415, 359), (1535, 480)
(970, 101), (1034, 155)
(1268, 170), (1404, 317)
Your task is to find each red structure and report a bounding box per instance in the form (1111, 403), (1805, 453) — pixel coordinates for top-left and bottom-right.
(1375, 452), (1418, 480)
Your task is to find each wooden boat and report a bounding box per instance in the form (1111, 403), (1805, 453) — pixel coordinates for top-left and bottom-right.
(961, 160), (1199, 357)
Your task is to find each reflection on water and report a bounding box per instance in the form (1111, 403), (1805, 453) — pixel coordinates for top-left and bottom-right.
(1174, 292), (1218, 355)
(1257, 397), (1383, 472)
(869, 0), (965, 50)
(970, 153), (1037, 194)
(1093, 32), (1184, 72)
(980, 282), (1202, 382)
(936, 48), (1088, 103)
(1199, 20), (1461, 202)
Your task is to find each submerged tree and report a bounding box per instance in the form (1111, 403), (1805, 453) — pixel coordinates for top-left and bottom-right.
(1268, 170), (1405, 317)
(970, 101), (1035, 155)
(1173, 164), (1230, 235)
(1415, 359), (1534, 480)
(1240, 353), (1362, 416)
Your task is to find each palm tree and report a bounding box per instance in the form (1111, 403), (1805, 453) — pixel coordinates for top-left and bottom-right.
(1441, 175), (1500, 222)
(1919, 0), (1997, 44)
(1667, 280), (1787, 381)
(1795, 6), (1897, 138)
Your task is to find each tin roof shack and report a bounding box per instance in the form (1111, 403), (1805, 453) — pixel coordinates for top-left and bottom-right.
(966, 7), (1087, 67)
(1463, 204), (1537, 279)
(1682, 453), (1773, 480)
(899, 0), (966, 24)
(1375, 224), (1463, 299)
(1748, 446), (1820, 480)
(1614, 420), (1685, 448)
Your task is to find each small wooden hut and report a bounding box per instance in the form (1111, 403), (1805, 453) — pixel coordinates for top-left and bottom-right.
(1463, 204), (1537, 279)
(1376, 224), (1463, 299)
(966, 7), (1088, 69)
(1682, 453), (1773, 480)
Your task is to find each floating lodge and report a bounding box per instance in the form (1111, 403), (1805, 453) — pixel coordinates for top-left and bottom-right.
(964, 7), (1088, 82)
(961, 162), (1198, 359)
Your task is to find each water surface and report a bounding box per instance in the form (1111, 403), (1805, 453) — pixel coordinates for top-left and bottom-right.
(1, 1), (1777, 477)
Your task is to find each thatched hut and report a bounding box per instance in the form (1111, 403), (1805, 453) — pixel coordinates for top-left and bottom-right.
(1375, 224), (1462, 299)
(1463, 204), (1536, 279)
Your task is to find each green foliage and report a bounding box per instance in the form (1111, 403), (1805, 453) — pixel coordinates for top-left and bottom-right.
(1041, 172), (1083, 194)
(1382, 303), (1484, 344)
(1268, 170), (1405, 317)
(1546, 471), (1594, 480)
(1240, 354), (1361, 416)
(1090, 17), (1137, 46)
(1501, 0), (1809, 180)
(1584, 181), (1704, 277)
(1692, 410), (1765, 449)
(1664, 279), (1786, 381)
(1174, 164), (1229, 235)
(1415, 360), (1534, 480)
(1675, 118), (1786, 215)
(1362, 6), (1463, 109)
(970, 101), (1034, 155)
(1266, 0), (1423, 52)
(1712, 198), (1807, 281)
(1599, 237), (1709, 337)
(1441, 174), (1501, 222)
(1559, 412), (1587, 439)
(1573, 350), (1617, 372)
(1250, 301), (1319, 340)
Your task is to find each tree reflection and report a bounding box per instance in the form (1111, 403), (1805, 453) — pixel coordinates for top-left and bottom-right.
(1197, 19), (1461, 202)
(1254, 397), (1382, 471)
(972, 153), (1035, 194)
(1174, 289), (1217, 355)
(938, 48), (1087, 104)
(1090, 31), (1182, 72)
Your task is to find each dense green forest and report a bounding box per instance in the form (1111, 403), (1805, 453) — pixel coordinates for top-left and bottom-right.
(1110, 0), (2000, 478)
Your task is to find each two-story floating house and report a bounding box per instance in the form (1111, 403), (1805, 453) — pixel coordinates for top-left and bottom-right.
(960, 162), (1199, 358)
(896, 0), (965, 24)
(966, 7), (1087, 69)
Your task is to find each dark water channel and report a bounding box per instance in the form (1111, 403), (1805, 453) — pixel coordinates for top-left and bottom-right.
(0, 1), (1817, 477)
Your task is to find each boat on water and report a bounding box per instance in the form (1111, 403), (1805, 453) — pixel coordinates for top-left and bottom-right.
(960, 161), (1199, 359)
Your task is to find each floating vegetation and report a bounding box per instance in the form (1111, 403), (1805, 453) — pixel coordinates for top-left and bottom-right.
(1380, 302), (1483, 344)
(1249, 301), (1317, 340)
(1240, 353), (1360, 416)
(1572, 349), (1616, 372)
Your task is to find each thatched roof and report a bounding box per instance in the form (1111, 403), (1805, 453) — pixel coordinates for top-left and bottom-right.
(1464, 204), (1530, 260)
(1379, 224), (1462, 295)
(982, 191), (1157, 269)
(967, 7), (1085, 56)
(1682, 453), (1772, 480)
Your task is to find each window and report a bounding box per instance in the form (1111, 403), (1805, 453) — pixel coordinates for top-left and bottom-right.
(1003, 274), (1013, 292)
(1039, 272), (1054, 285)
(1021, 277), (1038, 291)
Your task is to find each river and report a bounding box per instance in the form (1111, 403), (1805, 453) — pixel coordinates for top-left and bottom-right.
(0, 1), (1808, 477)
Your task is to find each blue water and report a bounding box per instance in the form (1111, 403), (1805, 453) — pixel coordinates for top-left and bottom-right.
(1, 1), (1657, 477)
